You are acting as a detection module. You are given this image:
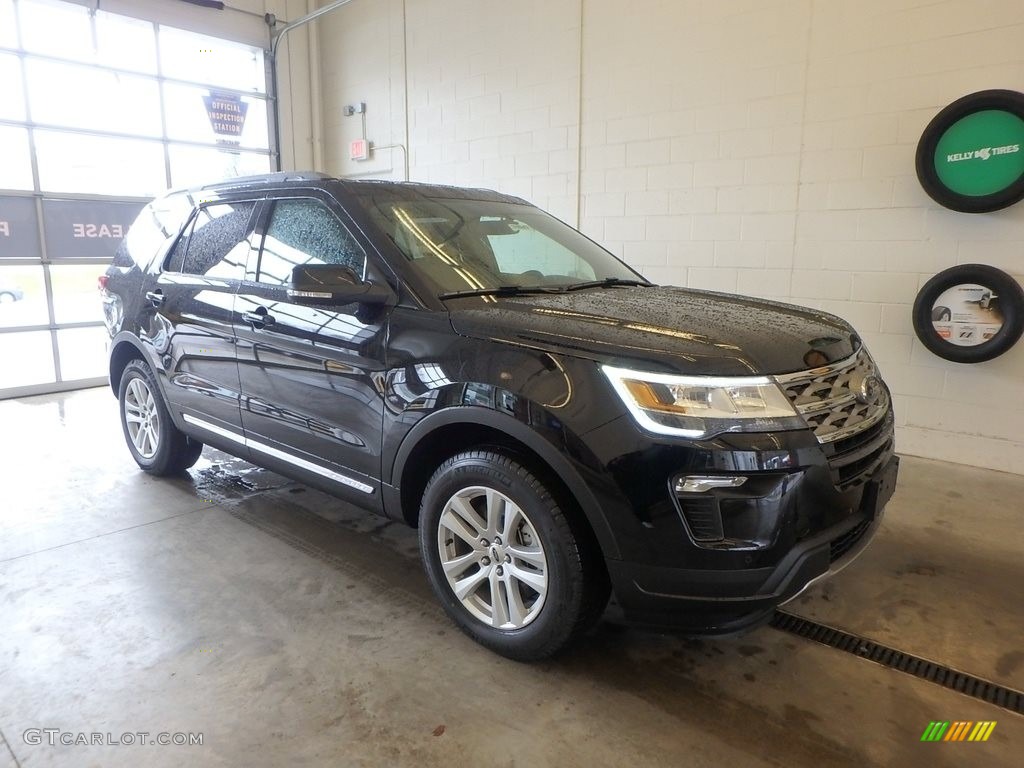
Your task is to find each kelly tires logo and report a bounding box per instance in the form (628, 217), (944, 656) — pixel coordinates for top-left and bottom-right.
(945, 144), (1020, 163)
(920, 721), (996, 742)
(916, 89), (1024, 213)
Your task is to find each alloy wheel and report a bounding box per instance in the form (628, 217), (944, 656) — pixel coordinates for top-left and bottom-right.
(437, 485), (548, 629)
(123, 377), (160, 459)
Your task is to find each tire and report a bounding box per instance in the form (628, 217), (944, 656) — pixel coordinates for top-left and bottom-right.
(931, 306), (951, 322)
(419, 450), (608, 661)
(915, 89), (1024, 213)
(912, 264), (1024, 363)
(118, 359), (204, 475)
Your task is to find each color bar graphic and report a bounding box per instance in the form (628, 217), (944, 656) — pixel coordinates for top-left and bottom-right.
(921, 720), (996, 742)
(968, 721), (997, 742)
(921, 721), (949, 741)
(944, 721), (972, 741)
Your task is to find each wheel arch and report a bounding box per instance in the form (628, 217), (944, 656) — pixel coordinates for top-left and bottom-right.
(387, 406), (620, 560)
(108, 332), (161, 396)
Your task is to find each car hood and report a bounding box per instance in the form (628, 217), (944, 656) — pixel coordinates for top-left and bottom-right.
(445, 286), (858, 376)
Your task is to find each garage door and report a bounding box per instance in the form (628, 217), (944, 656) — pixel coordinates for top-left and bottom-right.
(0, 0), (275, 399)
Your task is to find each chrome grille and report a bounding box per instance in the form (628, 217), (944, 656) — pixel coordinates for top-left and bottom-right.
(774, 349), (890, 443)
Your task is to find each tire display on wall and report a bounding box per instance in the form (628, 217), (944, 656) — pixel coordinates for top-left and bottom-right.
(912, 264), (1024, 363)
(915, 89), (1024, 213)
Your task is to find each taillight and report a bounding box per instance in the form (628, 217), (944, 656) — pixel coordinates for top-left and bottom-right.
(98, 275), (109, 290)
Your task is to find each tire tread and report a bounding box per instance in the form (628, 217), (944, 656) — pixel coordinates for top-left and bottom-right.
(119, 359), (204, 475)
(419, 449), (608, 661)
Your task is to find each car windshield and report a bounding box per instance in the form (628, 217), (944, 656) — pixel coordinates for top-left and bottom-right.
(353, 189), (644, 296)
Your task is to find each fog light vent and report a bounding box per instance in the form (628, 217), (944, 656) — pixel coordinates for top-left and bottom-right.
(829, 519), (871, 562)
(677, 497), (724, 542)
(674, 475), (746, 493)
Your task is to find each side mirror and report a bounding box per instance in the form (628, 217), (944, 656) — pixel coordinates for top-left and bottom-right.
(287, 264), (392, 306)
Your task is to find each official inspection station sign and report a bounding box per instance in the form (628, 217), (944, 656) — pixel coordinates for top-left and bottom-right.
(203, 91), (249, 138)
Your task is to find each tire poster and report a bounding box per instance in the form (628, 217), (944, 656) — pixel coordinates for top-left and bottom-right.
(929, 283), (1004, 347)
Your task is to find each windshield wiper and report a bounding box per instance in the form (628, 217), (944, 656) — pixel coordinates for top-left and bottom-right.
(438, 285), (566, 300)
(563, 277), (653, 291)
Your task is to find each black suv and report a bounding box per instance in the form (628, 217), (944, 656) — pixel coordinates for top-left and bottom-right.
(103, 172), (898, 660)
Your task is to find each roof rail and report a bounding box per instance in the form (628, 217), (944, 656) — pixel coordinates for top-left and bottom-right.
(199, 171), (334, 191)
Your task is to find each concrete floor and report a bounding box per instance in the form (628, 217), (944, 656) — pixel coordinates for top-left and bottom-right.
(0, 387), (1020, 768)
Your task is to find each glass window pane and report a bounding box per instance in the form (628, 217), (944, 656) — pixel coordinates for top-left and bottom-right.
(361, 197), (637, 295)
(0, 330), (55, 389)
(0, 54), (26, 121)
(0, 0), (17, 48)
(50, 264), (106, 324)
(19, 0), (95, 62)
(96, 11), (158, 74)
(0, 196), (41, 258)
(168, 145), (270, 189)
(164, 215), (194, 273)
(159, 26), (266, 93)
(163, 83), (269, 149)
(258, 200), (366, 286)
(26, 59), (162, 137)
(35, 131), (166, 197)
(0, 265), (48, 328)
(56, 325), (107, 381)
(0, 127), (34, 190)
(180, 202), (254, 280)
(42, 199), (143, 260)
(488, 222), (597, 280)
(123, 194), (194, 270)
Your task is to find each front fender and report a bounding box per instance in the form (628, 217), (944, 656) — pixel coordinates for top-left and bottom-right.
(386, 398), (621, 560)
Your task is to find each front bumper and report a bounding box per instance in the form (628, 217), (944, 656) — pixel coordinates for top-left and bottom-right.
(604, 480), (890, 634)
(582, 409), (898, 634)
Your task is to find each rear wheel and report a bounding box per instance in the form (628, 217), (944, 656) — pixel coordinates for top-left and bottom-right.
(419, 449), (608, 661)
(118, 359), (203, 475)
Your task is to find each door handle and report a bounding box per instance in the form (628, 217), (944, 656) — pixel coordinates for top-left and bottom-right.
(145, 289), (164, 307)
(242, 309), (276, 328)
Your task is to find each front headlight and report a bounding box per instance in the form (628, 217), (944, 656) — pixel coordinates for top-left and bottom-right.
(602, 365), (806, 439)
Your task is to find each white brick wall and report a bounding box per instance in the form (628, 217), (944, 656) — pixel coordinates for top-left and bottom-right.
(315, 0), (1024, 474)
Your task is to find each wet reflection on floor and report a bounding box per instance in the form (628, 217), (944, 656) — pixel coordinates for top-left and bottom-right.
(2, 387), (1020, 768)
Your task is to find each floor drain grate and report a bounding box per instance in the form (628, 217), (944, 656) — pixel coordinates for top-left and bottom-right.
(771, 611), (1024, 715)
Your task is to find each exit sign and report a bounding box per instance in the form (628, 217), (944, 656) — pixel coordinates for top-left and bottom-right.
(350, 139), (370, 161)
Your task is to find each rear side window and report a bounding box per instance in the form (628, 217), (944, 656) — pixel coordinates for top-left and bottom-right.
(256, 199), (366, 287)
(170, 200), (256, 281)
(120, 192), (192, 268)
(163, 213), (195, 274)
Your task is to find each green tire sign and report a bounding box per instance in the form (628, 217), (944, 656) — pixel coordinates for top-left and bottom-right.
(935, 110), (1024, 195)
(916, 90), (1024, 213)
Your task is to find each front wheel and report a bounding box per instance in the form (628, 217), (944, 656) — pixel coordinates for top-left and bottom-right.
(118, 359), (204, 475)
(419, 450), (608, 661)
